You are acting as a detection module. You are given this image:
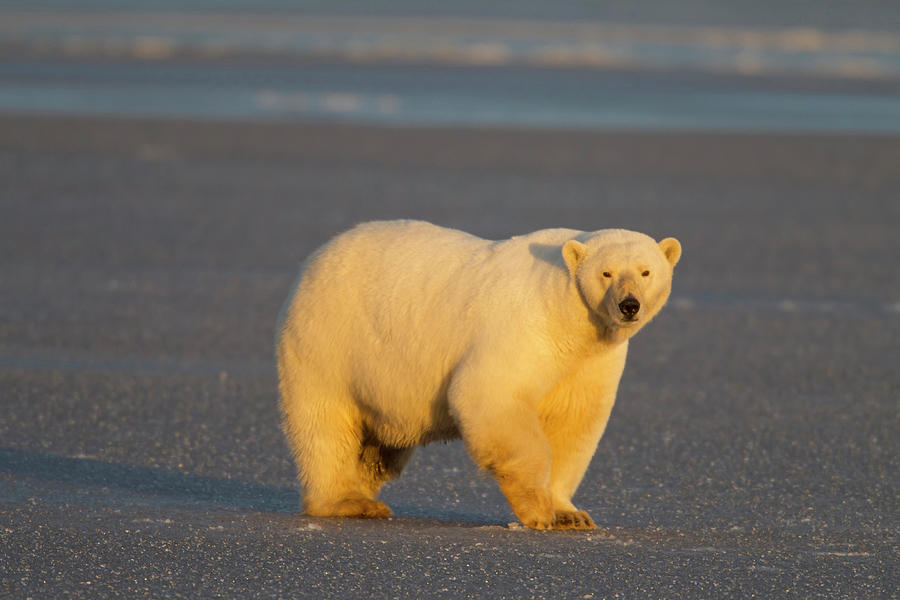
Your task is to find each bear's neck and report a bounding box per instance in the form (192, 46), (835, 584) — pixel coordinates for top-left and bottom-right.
(542, 277), (630, 358)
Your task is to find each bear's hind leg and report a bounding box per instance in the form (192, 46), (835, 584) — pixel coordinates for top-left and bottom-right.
(305, 441), (414, 518)
(357, 442), (415, 505)
(300, 434), (394, 519)
(280, 385), (392, 519)
(360, 443), (415, 489)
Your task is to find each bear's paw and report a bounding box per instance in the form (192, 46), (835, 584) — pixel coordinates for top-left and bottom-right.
(308, 498), (392, 519)
(552, 510), (597, 530)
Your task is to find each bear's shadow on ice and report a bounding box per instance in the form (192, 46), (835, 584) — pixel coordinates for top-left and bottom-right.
(0, 447), (297, 513)
(1, 447), (510, 527)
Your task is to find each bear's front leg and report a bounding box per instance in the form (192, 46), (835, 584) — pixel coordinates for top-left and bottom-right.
(472, 425), (598, 530)
(449, 376), (561, 529)
(472, 424), (557, 530)
(496, 472), (556, 530)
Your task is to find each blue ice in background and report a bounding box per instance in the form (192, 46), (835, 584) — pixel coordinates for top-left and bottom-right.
(1, 0), (899, 132)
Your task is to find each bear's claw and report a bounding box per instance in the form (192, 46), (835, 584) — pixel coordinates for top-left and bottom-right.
(519, 510), (597, 530)
(552, 510), (597, 530)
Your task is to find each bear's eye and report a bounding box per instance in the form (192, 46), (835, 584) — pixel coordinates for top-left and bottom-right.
(642, 270), (650, 277)
(602, 271), (612, 278)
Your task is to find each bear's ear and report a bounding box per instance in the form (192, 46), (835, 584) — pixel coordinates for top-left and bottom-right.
(658, 237), (682, 267)
(562, 240), (588, 276)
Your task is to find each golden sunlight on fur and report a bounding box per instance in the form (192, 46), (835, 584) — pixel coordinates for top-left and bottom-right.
(276, 220), (680, 530)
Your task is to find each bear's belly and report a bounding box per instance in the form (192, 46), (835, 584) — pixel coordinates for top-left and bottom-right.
(349, 352), (462, 447)
(356, 387), (461, 448)
(362, 409), (461, 448)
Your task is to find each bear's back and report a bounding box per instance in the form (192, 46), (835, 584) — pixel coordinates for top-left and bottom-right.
(312, 220), (488, 296)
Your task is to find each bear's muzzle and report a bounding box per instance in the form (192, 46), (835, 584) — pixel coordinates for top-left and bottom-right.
(618, 295), (640, 321)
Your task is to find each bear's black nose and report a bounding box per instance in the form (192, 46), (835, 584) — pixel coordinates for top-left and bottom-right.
(618, 295), (640, 319)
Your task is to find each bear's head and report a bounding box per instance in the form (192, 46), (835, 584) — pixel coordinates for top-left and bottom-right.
(562, 230), (681, 342)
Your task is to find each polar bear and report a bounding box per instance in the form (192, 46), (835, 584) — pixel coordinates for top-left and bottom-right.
(276, 220), (681, 530)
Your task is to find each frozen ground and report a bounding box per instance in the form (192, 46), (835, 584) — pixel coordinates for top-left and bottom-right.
(1, 115), (897, 597)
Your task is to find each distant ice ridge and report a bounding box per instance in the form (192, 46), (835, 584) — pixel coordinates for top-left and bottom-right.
(3, 11), (900, 80)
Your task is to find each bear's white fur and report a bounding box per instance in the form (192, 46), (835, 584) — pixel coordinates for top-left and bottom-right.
(277, 220), (681, 529)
